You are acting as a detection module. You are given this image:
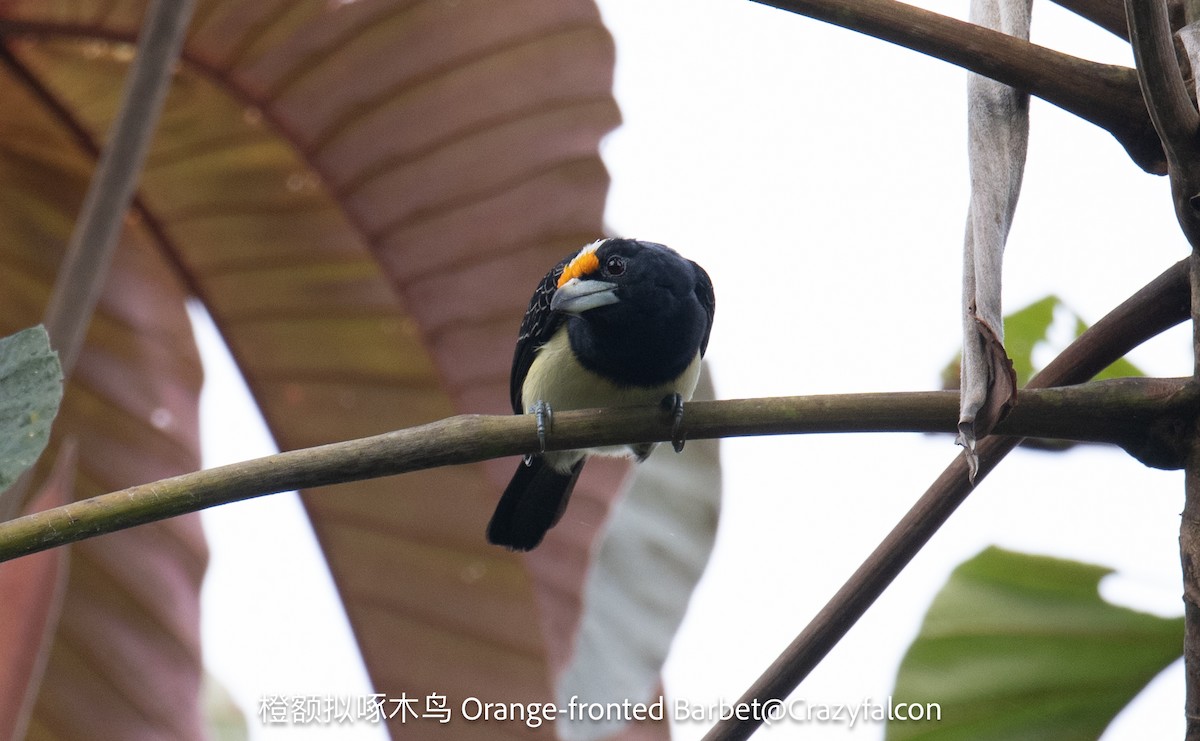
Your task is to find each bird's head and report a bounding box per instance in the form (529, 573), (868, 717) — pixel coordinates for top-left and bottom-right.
(550, 238), (692, 317)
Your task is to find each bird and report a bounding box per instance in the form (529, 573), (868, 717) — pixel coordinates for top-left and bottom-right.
(486, 237), (715, 551)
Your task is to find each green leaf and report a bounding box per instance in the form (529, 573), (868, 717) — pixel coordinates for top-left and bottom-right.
(0, 326), (63, 494)
(1001, 295), (1059, 384)
(942, 295), (1145, 390)
(888, 547), (1182, 741)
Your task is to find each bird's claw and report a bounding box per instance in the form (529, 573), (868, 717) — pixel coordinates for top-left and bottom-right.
(524, 400), (553, 465)
(663, 393), (686, 453)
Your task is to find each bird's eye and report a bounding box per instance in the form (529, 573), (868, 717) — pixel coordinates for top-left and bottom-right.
(604, 255), (626, 276)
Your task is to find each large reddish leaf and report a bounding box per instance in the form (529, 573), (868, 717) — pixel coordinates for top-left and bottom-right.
(0, 37), (208, 739)
(0, 1), (711, 739)
(0, 444), (73, 740)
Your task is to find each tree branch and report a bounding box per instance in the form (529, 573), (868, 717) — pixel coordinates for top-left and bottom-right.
(1128, 0), (1200, 243)
(1049, 0), (1129, 39)
(702, 256), (1191, 741)
(1128, 1), (1200, 163)
(40, 0), (196, 380)
(0, 374), (1193, 564)
(750, 0), (1165, 173)
(1127, 5), (1200, 737)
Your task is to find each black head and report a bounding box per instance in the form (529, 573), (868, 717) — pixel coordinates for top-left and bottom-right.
(552, 238), (715, 386)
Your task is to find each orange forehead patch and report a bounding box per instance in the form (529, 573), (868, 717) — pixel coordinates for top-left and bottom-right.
(556, 248), (600, 288)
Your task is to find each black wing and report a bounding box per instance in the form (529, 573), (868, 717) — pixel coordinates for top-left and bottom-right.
(692, 259), (716, 357)
(509, 253), (574, 413)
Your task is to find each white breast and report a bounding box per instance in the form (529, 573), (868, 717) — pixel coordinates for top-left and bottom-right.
(522, 328), (702, 413)
(520, 327), (702, 471)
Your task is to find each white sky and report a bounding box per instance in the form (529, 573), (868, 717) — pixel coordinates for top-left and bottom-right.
(200, 1), (1193, 739)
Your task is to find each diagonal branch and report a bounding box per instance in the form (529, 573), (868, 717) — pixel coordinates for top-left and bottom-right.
(702, 256), (1191, 741)
(40, 0), (196, 380)
(1050, 0), (1129, 39)
(751, 0), (1165, 172)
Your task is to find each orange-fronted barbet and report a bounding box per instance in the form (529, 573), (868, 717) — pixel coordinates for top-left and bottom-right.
(487, 238), (715, 551)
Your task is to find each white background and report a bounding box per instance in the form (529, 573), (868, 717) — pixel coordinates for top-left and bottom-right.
(200, 1), (1192, 739)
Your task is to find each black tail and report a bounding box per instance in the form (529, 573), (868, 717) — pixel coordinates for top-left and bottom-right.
(487, 457), (584, 551)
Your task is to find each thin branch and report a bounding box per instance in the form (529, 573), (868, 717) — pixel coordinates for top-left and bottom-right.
(40, 0), (196, 378)
(1128, 0), (1200, 246)
(702, 256), (1192, 741)
(751, 0), (1165, 173)
(0, 376), (1194, 564)
(1127, 0), (1200, 168)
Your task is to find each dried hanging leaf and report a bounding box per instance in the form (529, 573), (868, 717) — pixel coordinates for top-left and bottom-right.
(958, 0), (1031, 479)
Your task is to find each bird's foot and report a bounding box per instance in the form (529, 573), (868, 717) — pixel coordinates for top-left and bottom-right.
(662, 393), (686, 453)
(524, 400), (554, 465)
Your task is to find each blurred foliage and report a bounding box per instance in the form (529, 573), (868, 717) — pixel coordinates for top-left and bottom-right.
(0, 326), (62, 495)
(888, 547), (1182, 740)
(204, 674), (248, 741)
